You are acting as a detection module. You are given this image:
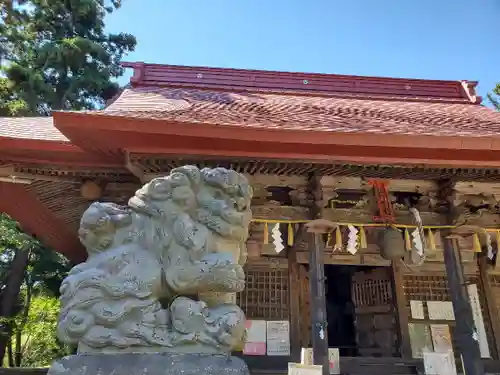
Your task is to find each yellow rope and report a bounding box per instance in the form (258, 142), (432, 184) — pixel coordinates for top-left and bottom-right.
(427, 229), (437, 250)
(404, 229), (412, 250)
(251, 218), (500, 233)
(263, 222), (269, 244)
(335, 227), (342, 250)
(472, 233), (482, 253)
(251, 218), (456, 229)
(359, 227), (368, 249)
(287, 223), (294, 246)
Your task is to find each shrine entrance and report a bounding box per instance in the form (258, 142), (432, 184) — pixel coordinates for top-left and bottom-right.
(324, 264), (356, 356)
(325, 265), (398, 358)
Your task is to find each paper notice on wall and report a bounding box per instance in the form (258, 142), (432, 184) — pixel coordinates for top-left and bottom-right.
(467, 284), (491, 358)
(427, 301), (455, 321)
(267, 320), (290, 356)
(301, 348), (313, 365)
(410, 300), (425, 319)
(243, 320), (266, 355)
(408, 323), (433, 358)
(300, 348), (340, 374)
(327, 348), (340, 375)
(423, 351), (457, 375)
(288, 363), (322, 375)
(430, 324), (453, 353)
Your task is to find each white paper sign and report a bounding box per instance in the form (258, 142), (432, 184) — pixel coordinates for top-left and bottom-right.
(243, 320), (266, 355)
(301, 348), (313, 366)
(423, 351), (457, 375)
(427, 301), (455, 320)
(467, 284), (491, 358)
(430, 324), (453, 353)
(410, 300), (425, 319)
(267, 320), (290, 356)
(288, 363), (322, 375)
(300, 348), (340, 374)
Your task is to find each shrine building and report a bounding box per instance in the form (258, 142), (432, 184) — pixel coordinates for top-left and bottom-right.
(2, 62), (500, 374)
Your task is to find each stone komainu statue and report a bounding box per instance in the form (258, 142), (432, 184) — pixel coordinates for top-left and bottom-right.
(57, 166), (253, 354)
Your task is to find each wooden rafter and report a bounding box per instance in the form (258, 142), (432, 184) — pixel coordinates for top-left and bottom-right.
(0, 182), (85, 262)
(130, 155), (500, 182)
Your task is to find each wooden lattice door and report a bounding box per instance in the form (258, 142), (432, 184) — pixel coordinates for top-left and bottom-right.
(351, 267), (398, 357)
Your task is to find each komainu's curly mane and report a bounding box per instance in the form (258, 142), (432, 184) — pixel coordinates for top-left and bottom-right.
(127, 165), (253, 265)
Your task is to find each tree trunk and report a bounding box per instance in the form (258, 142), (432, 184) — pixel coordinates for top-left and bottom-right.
(0, 247), (31, 362)
(14, 327), (21, 367)
(7, 338), (14, 367)
(15, 278), (32, 367)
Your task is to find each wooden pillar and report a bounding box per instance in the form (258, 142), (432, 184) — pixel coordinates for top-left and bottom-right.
(288, 226), (304, 362)
(306, 172), (329, 375)
(306, 226), (330, 375)
(391, 261), (412, 358)
(442, 232), (484, 375)
(478, 255), (500, 358)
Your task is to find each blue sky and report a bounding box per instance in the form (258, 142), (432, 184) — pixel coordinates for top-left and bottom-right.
(106, 0), (498, 101)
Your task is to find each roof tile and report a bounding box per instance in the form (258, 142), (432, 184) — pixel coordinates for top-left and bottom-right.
(0, 117), (68, 142)
(89, 87), (500, 138)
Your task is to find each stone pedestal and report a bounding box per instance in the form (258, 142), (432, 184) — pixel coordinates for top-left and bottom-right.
(47, 353), (249, 375)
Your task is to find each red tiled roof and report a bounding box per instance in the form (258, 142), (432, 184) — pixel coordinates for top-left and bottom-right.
(82, 86), (500, 138)
(1, 64), (497, 142)
(0, 117), (68, 142)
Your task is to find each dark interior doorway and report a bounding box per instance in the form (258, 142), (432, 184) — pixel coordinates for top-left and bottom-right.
(325, 264), (398, 358)
(324, 264), (357, 356)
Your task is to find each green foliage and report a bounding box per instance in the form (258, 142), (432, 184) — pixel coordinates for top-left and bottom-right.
(0, 213), (37, 283)
(487, 84), (500, 110)
(0, 78), (30, 116)
(0, 213), (70, 296)
(1, 214), (71, 366)
(0, 0), (136, 114)
(2, 294), (68, 367)
(0, 213), (36, 250)
(0, 0), (135, 365)
(14, 294), (68, 367)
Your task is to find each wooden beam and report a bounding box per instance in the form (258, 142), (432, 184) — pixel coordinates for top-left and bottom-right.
(391, 261), (412, 358)
(478, 256), (500, 359)
(306, 173), (329, 375)
(442, 232), (484, 375)
(124, 151), (146, 182)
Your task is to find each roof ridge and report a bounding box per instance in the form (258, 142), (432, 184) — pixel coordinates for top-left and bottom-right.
(118, 84), (476, 105)
(122, 62), (481, 104)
